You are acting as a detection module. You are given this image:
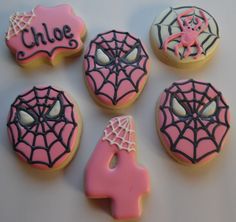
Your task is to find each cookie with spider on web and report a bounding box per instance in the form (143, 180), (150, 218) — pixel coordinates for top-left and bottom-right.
(85, 115), (150, 220)
(156, 79), (230, 166)
(5, 5), (86, 68)
(150, 6), (219, 69)
(83, 30), (150, 109)
(7, 86), (82, 170)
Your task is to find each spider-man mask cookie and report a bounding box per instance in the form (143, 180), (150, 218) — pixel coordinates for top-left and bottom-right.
(84, 30), (150, 109)
(7, 86), (82, 170)
(150, 6), (219, 68)
(157, 79), (230, 165)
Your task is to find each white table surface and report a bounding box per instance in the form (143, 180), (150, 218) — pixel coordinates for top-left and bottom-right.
(0, 0), (235, 222)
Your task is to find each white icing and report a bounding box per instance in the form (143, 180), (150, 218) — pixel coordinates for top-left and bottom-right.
(48, 100), (61, 118)
(150, 6), (219, 61)
(172, 97), (187, 116)
(200, 100), (216, 117)
(96, 48), (111, 65)
(6, 9), (35, 40)
(19, 110), (35, 125)
(124, 47), (138, 63)
(102, 116), (136, 152)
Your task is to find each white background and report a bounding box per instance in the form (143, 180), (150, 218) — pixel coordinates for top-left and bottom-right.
(0, 0), (235, 222)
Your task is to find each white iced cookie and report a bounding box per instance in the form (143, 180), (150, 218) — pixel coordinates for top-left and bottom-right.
(150, 6), (220, 68)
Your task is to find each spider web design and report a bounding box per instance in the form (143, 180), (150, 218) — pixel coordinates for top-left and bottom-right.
(155, 6), (219, 59)
(84, 30), (149, 105)
(102, 116), (136, 152)
(7, 86), (78, 168)
(159, 79), (230, 163)
(6, 9), (35, 40)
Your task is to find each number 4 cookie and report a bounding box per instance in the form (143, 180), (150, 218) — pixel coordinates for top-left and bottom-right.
(85, 115), (150, 220)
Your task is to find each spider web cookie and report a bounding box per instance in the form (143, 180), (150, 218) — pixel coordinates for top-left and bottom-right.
(150, 6), (219, 67)
(7, 86), (81, 170)
(157, 79), (230, 165)
(84, 30), (150, 109)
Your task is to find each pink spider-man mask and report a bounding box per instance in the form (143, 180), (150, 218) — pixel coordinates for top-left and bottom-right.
(84, 30), (150, 107)
(7, 86), (80, 169)
(157, 79), (230, 165)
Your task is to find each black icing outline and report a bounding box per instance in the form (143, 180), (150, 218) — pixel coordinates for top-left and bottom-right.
(17, 39), (78, 61)
(17, 23), (78, 61)
(7, 86), (78, 168)
(84, 30), (149, 105)
(159, 79), (230, 163)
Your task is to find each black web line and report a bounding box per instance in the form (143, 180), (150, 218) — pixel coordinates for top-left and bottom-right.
(159, 79), (230, 163)
(7, 86), (78, 168)
(84, 30), (149, 105)
(156, 6), (219, 59)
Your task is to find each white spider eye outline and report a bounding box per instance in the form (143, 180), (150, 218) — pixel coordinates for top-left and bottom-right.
(122, 46), (140, 64)
(199, 100), (217, 118)
(47, 100), (62, 119)
(18, 110), (35, 126)
(95, 47), (113, 66)
(172, 97), (188, 117)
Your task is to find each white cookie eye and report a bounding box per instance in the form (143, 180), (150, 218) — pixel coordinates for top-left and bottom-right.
(200, 100), (217, 117)
(47, 100), (61, 118)
(95, 48), (111, 65)
(172, 97), (187, 117)
(123, 47), (138, 63)
(18, 110), (35, 126)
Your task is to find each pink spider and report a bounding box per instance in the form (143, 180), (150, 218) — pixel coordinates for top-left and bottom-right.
(163, 8), (208, 59)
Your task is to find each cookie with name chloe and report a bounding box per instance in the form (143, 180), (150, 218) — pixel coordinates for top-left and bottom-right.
(6, 4), (86, 67)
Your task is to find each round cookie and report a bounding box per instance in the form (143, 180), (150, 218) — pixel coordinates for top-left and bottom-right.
(156, 79), (230, 166)
(5, 4), (86, 67)
(150, 6), (219, 68)
(7, 86), (82, 170)
(83, 30), (150, 109)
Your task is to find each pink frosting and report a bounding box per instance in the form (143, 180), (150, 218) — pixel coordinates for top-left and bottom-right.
(85, 116), (150, 219)
(157, 79), (230, 165)
(163, 8), (209, 59)
(83, 30), (150, 108)
(6, 5), (86, 65)
(7, 86), (80, 170)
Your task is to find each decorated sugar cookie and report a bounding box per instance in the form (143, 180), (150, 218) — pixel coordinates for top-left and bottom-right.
(84, 30), (150, 109)
(85, 116), (150, 220)
(157, 79), (230, 165)
(150, 6), (219, 68)
(6, 5), (86, 67)
(7, 86), (82, 170)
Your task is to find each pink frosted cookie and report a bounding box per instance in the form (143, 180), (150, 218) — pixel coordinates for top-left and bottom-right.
(7, 86), (82, 170)
(5, 4), (86, 67)
(157, 79), (230, 165)
(85, 115), (150, 220)
(84, 30), (150, 109)
(150, 6), (219, 68)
